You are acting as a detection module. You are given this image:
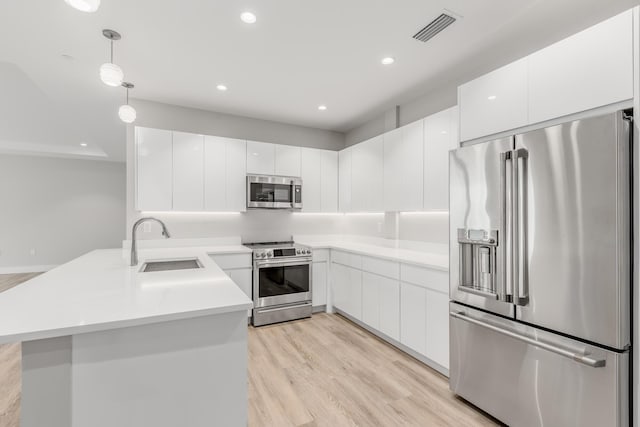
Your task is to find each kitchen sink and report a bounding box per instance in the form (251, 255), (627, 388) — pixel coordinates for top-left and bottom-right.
(140, 258), (202, 272)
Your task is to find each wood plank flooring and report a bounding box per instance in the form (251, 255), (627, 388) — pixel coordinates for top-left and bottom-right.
(0, 273), (499, 427)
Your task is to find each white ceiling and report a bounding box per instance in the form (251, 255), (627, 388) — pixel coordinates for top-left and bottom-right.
(0, 0), (636, 161)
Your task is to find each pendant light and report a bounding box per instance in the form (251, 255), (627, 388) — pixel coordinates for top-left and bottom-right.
(100, 29), (124, 87)
(119, 82), (137, 123)
(64, 0), (100, 13)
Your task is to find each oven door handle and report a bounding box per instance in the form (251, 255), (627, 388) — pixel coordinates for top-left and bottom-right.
(255, 259), (312, 268)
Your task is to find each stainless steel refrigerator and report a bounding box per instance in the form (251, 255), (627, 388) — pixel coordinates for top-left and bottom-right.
(449, 109), (633, 426)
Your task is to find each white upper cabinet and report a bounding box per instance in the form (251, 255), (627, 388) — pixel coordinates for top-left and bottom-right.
(338, 147), (352, 212)
(172, 132), (204, 211)
(301, 147), (322, 212)
(459, 58), (529, 142)
(275, 144), (301, 177)
(351, 135), (384, 212)
(424, 107), (457, 211)
(204, 136), (247, 212)
(384, 120), (424, 212)
(246, 141), (275, 175)
(528, 10), (633, 124)
(135, 127), (173, 211)
(300, 148), (338, 213)
(320, 150), (338, 212)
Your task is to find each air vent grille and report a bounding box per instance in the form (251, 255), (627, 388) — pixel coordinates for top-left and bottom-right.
(413, 13), (456, 43)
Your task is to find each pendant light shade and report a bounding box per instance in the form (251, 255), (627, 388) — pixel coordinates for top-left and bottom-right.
(100, 62), (124, 87)
(118, 104), (137, 123)
(100, 29), (123, 87)
(119, 82), (136, 123)
(64, 0), (100, 12)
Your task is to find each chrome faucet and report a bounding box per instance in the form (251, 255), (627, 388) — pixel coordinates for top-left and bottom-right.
(130, 217), (171, 266)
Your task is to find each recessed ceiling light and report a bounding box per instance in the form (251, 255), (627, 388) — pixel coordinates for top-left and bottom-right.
(216, 84), (228, 91)
(80, 143), (88, 147)
(441, 130), (448, 135)
(488, 95), (497, 100)
(381, 57), (395, 65)
(64, 0), (100, 13)
(318, 105), (327, 111)
(240, 12), (257, 24)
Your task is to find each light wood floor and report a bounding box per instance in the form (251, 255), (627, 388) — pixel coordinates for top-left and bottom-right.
(0, 273), (499, 427)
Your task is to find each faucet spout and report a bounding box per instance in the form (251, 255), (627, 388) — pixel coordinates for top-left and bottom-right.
(130, 217), (171, 266)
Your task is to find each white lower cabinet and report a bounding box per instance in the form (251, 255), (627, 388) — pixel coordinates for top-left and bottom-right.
(400, 282), (427, 355)
(362, 272), (400, 341)
(210, 253), (253, 318)
(224, 268), (252, 299)
(312, 261), (327, 307)
(425, 289), (449, 368)
(331, 262), (362, 320)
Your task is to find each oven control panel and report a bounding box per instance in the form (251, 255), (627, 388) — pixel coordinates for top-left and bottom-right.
(253, 246), (312, 259)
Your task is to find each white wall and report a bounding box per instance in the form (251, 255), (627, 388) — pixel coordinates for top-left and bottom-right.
(0, 155), (126, 271)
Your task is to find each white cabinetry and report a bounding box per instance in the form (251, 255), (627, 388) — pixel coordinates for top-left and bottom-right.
(204, 136), (247, 212)
(320, 150), (338, 212)
(362, 272), (400, 341)
(338, 148), (352, 212)
(459, 58), (529, 142)
(312, 259), (328, 308)
(209, 253), (253, 318)
(423, 107), (458, 211)
(246, 141), (275, 175)
(135, 127), (173, 211)
(331, 262), (362, 320)
(351, 135), (384, 212)
(172, 132), (204, 211)
(400, 282), (427, 355)
(384, 120), (424, 212)
(301, 148), (338, 213)
(275, 145), (301, 177)
(528, 10), (633, 124)
(425, 289), (449, 368)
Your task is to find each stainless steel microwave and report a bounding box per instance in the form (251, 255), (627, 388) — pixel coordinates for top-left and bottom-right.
(246, 175), (302, 209)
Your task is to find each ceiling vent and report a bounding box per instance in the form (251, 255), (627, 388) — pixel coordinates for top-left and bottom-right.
(413, 12), (457, 43)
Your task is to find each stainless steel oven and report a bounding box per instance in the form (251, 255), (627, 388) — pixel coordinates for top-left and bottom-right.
(245, 242), (312, 326)
(246, 175), (302, 210)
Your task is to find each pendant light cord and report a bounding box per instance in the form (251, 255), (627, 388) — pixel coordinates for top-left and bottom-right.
(110, 39), (114, 63)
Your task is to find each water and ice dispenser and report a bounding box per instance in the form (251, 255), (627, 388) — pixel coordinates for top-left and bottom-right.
(457, 229), (499, 298)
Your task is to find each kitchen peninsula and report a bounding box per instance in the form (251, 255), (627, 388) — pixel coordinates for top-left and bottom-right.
(0, 244), (253, 427)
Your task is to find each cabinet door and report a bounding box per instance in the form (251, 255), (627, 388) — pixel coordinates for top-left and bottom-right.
(362, 272), (380, 330)
(331, 262), (349, 312)
(528, 10), (633, 124)
(246, 141), (275, 175)
(172, 132), (204, 211)
(347, 267), (363, 320)
(320, 150), (338, 212)
(136, 127), (173, 211)
(225, 138), (247, 212)
(351, 135), (384, 212)
(459, 57), (528, 142)
(301, 148), (322, 212)
(312, 261), (327, 307)
(399, 120), (425, 211)
(225, 268), (252, 298)
(400, 282), (427, 355)
(204, 136), (227, 211)
(425, 290), (449, 369)
(424, 107), (455, 211)
(338, 148), (352, 212)
(383, 127), (402, 211)
(378, 276), (400, 341)
(275, 144), (301, 177)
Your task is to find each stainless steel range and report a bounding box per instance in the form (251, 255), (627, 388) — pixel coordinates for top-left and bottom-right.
(244, 241), (312, 326)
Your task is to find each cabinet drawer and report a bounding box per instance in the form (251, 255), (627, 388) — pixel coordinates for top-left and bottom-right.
(332, 250), (362, 269)
(361, 255), (399, 280)
(400, 264), (448, 294)
(312, 249), (330, 263)
(209, 253), (252, 270)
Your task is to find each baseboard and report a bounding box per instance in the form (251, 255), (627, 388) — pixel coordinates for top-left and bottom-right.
(312, 305), (326, 313)
(0, 264), (57, 274)
(334, 308), (449, 377)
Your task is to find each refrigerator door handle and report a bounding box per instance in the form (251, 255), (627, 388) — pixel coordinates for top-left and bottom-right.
(450, 311), (606, 368)
(499, 151), (513, 302)
(512, 148), (529, 306)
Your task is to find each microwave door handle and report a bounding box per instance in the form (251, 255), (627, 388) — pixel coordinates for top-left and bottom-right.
(450, 311), (606, 367)
(499, 151), (512, 302)
(512, 148), (529, 306)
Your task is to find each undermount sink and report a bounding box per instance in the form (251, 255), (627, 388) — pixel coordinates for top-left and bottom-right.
(140, 258), (203, 273)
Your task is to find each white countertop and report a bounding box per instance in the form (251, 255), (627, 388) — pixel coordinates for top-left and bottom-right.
(0, 245), (253, 344)
(295, 238), (449, 271)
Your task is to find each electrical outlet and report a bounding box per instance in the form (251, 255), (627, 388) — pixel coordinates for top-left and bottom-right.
(29, 248), (36, 256)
